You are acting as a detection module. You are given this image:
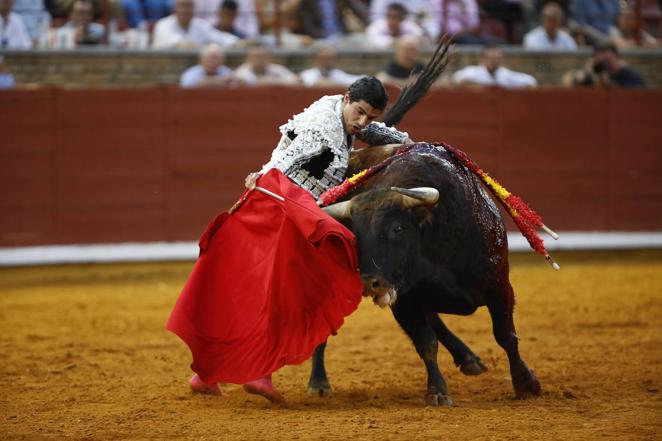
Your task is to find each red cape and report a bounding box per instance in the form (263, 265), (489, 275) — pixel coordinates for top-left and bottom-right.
(166, 169), (363, 384)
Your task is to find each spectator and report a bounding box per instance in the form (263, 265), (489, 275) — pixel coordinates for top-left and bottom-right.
(432, 0), (483, 44)
(13, 0), (49, 44)
(0, 0), (32, 48)
(0, 55), (16, 88)
(523, 2), (577, 50)
(152, 0), (238, 48)
(593, 40), (645, 87)
(50, 0), (102, 19)
(252, 0), (318, 48)
(194, 0), (258, 37)
(365, 2), (424, 49)
(295, 0), (368, 42)
(180, 43), (240, 87)
(120, 0), (173, 28)
(562, 41), (646, 88)
(376, 35), (424, 88)
(452, 44), (537, 89)
(524, 0), (570, 31)
(299, 45), (362, 87)
(59, 0), (104, 46)
(571, 0), (620, 45)
(253, 0), (300, 35)
(482, 0), (525, 44)
(234, 42), (299, 86)
(215, 0), (245, 39)
(369, 0), (439, 41)
(609, 5), (659, 49)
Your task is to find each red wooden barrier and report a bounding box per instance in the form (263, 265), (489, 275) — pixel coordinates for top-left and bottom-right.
(1, 87), (661, 247)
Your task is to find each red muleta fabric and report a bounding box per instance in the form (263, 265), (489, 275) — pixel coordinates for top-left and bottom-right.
(166, 169), (363, 384)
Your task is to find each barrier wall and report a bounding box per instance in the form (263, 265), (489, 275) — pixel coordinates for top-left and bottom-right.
(1, 87), (661, 247)
(3, 47), (662, 88)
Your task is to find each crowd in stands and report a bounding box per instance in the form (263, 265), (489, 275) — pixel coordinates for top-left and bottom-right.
(0, 0), (660, 88)
(2, 0), (660, 49)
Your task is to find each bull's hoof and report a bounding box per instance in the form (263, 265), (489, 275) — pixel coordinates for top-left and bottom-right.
(459, 355), (487, 376)
(425, 392), (453, 407)
(307, 380), (333, 397)
(515, 381), (541, 399)
(513, 369), (542, 398)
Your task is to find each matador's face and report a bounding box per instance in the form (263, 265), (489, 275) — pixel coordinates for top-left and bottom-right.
(341, 95), (382, 136)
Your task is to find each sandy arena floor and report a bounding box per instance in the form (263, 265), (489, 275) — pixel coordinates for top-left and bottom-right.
(1, 250), (661, 440)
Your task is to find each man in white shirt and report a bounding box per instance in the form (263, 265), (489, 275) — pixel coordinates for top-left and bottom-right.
(13, 0), (49, 44)
(453, 45), (537, 89)
(0, 0), (32, 48)
(366, 2), (424, 49)
(234, 42), (299, 86)
(152, 0), (239, 49)
(180, 43), (241, 88)
(193, 0), (258, 37)
(299, 46), (362, 87)
(369, 0), (439, 40)
(523, 2), (577, 51)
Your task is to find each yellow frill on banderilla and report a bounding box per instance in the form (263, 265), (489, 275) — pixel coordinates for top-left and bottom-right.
(348, 169), (368, 184)
(480, 173), (520, 218)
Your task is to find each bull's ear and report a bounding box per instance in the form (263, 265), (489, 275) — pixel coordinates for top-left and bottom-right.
(390, 187), (439, 208)
(322, 200), (352, 220)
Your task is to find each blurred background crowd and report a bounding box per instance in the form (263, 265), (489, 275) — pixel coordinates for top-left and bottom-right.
(0, 0), (660, 88)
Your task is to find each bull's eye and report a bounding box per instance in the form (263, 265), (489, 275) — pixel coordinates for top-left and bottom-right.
(393, 225), (403, 234)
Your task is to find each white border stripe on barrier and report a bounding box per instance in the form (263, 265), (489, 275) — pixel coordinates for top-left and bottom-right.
(0, 232), (661, 266)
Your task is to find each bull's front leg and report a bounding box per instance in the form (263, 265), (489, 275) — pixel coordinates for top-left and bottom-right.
(487, 282), (541, 398)
(426, 313), (487, 376)
(307, 341), (333, 397)
(392, 300), (453, 406)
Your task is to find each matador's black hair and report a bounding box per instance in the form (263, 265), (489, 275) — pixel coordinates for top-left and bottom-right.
(347, 76), (389, 111)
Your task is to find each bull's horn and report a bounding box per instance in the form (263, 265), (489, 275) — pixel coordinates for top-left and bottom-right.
(391, 187), (439, 208)
(322, 200), (352, 220)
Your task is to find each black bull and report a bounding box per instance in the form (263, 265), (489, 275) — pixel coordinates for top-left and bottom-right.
(309, 143), (541, 406)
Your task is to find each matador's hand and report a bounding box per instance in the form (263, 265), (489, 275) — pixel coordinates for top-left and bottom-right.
(245, 172), (261, 190)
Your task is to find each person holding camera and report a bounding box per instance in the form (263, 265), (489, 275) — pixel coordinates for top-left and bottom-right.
(563, 41), (645, 88)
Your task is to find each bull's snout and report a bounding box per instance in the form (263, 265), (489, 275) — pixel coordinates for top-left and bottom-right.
(361, 275), (398, 308)
(366, 276), (384, 292)
(361, 275), (387, 296)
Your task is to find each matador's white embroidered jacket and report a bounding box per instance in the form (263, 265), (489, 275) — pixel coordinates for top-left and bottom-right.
(260, 95), (408, 199)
